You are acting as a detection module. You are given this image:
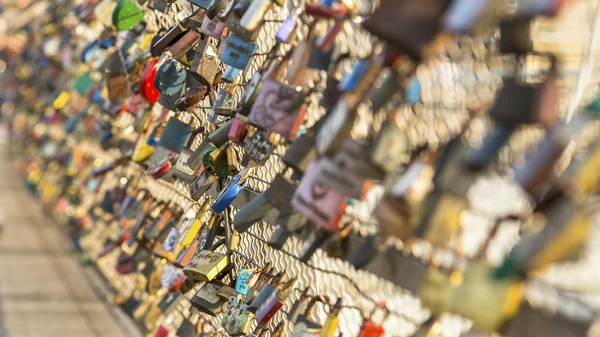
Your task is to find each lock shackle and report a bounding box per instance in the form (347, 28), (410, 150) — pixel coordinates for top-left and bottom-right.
(208, 237), (226, 252)
(365, 302), (389, 323)
(329, 297), (343, 315)
(304, 295), (330, 318)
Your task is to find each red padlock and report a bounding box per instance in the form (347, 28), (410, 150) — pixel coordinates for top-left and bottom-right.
(140, 57), (160, 103)
(357, 303), (389, 337)
(154, 325), (169, 337)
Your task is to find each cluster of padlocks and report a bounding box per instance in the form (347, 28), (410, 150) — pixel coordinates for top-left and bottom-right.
(5, 0), (600, 336)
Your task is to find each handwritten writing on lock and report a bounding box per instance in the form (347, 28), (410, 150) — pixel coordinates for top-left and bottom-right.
(292, 160), (348, 232)
(249, 77), (307, 139)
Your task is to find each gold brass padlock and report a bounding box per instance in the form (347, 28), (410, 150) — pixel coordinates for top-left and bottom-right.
(183, 240), (231, 282)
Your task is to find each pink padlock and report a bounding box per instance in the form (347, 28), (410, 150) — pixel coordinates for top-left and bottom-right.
(228, 118), (250, 143)
(291, 160), (348, 232)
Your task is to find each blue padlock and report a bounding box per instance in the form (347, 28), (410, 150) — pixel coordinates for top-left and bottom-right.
(100, 129), (113, 148)
(221, 65), (241, 83)
(65, 111), (86, 134)
(158, 117), (193, 154)
(99, 36), (116, 49)
(154, 59), (187, 96)
(81, 40), (99, 63)
(219, 35), (257, 70)
(188, 0), (216, 9)
(406, 75), (421, 104)
(338, 59), (369, 93)
(211, 173), (248, 213)
(320, 0), (335, 7)
(146, 126), (161, 147)
(91, 89), (104, 105)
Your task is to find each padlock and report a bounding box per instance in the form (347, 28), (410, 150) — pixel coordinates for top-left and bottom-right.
(268, 211), (308, 249)
(157, 291), (182, 314)
(495, 196), (590, 279)
(154, 59), (187, 99)
(512, 0), (570, 19)
(338, 59), (370, 93)
(147, 148), (177, 179)
(177, 200), (210, 250)
(151, 24), (188, 57)
(209, 119), (235, 147)
(222, 296), (256, 336)
(175, 85), (209, 112)
(292, 296), (327, 337)
(490, 66), (559, 127)
(442, 0), (501, 36)
(368, 117), (409, 173)
(158, 114), (195, 153)
(190, 41), (220, 87)
(498, 18), (533, 55)
(282, 133), (317, 175)
(374, 160), (434, 240)
(320, 298), (342, 337)
(292, 160), (347, 232)
(561, 137), (600, 197)
(248, 273), (283, 310)
(211, 169), (251, 213)
(207, 145), (231, 178)
(188, 0), (216, 9)
(448, 261), (524, 332)
(239, 0), (284, 32)
(242, 130), (277, 167)
(191, 279), (235, 316)
(195, 214), (222, 254)
(104, 52), (129, 102)
(219, 35), (258, 70)
(174, 239), (200, 268)
(255, 278), (296, 326)
(112, 0), (145, 31)
(173, 148), (201, 183)
(315, 96), (357, 157)
(315, 138), (382, 200)
(222, 66), (241, 83)
(464, 123), (515, 171)
(357, 304), (389, 337)
(362, 0), (452, 61)
(169, 29), (202, 67)
(229, 119), (250, 143)
(183, 239), (230, 282)
(139, 57), (161, 103)
(276, 8), (302, 43)
(176, 315), (199, 337)
(189, 169), (218, 201)
(248, 49), (310, 139)
(237, 70), (264, 118)
(187, 138), (213, 171)
(227, 146), (242, 176)
(234, 174), (297, 232)
(299, 226), (331, 263)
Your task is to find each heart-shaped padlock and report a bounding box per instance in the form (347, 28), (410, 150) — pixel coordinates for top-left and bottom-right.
(112, 0), (145, 31)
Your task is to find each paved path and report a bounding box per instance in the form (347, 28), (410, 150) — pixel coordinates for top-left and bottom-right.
(0, 132), (142, 337)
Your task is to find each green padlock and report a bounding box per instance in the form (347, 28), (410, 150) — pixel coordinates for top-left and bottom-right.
(112, 0), (146, 31)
